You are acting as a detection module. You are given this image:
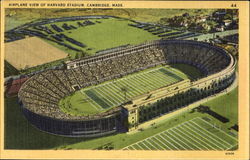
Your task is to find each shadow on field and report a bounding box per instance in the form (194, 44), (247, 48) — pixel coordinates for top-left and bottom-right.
(169, 64), (203, 80)
(4, 96), (93, 149)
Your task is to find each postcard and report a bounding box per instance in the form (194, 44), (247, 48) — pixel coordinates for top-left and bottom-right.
(0, 0), (249, 159)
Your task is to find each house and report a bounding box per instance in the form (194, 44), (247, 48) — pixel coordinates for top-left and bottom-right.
(215, 25), (225, 32)
(223, 19), (232, 26)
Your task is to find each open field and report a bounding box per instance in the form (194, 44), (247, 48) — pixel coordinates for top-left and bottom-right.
(4, 37), (67, 69)
(4, 86), (238, 149)
(203, 86), (238, 130)
(5, 9), (216, 31)
(59, 65), (188, 116)
(123, 117), (238, 150)
(43, 18), (159, 55)
(4, 9), (215, 73)
(4, 60), (19, 77)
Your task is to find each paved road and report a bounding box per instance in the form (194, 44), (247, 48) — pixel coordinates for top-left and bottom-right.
(185, 29), (238, 41)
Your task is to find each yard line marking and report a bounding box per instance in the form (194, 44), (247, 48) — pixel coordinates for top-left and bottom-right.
(129, 76), (152, 93)
(168, 67), (187, 79)
(99, 85), (123, 104)
(158, 134), (179, 150)
(137, 67), (165, 76)
(198, 117), (238, 141)
(168, 128), (195, 150)
(139, 141), (151, 150)
(143, 140), (158, 150)
(184, 122), (225, 150)
(86, 88), (114, 106)
(189, 121), (232, 148)
(171, 127), (202, 150)
(91, 88), (115, 106)
(111, 82), (135, 98)
(106, 84), (125, 100)
(181, 123), (220, 150)
(152, 71), (179, 83)
(137, 73), (165, 88)
(84, 97), (99, 111)
(163, 131), (186, 150)
(188, 121), (232, 148)
(93, 87), (117, 106)
(80, 90), (103, 110)
(123, 147), (129, 150)
(122, 78), (145, 94)
(148, 138), (165, 150)
(226, 143), (238, 151)
(166, 129), (192, 150)
(175, 126), (210, 150)
(151, 70), (175, 80)
(126, 78), (148, 94)
(122, 134), (156, 150)
(149, 73), (177, 87)
(81, 66), (183, 114)
(95, 86), (121, 104)
(163, 67), (184, 80)
(132, 78), (154, 93)
(115, 79), (141, 96)
(130, 145), (137, 150)
(153, 136), (172, 150)
(138, 73), (167, 89)
(134, 143), (144, 150)
(150, 70), (177, 84)
(122, 118), (196, 150)
(123, 117), (234, 151)
(181, 124), (219, 150)
(81, 67), (162, 90)
(81, 97), (99, 110)
(82, 66), (180, 92)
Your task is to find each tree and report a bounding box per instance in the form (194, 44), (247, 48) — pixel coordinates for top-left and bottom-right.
(75, 53), (79, 59)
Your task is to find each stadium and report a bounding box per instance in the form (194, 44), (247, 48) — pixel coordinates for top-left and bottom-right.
(18, 39), (236, 137)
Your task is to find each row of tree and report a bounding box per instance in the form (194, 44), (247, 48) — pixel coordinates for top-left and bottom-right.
(138, 76), (234, 123)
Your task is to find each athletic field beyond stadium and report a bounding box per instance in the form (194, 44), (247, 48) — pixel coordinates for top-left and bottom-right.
(123, 117), (238, 150)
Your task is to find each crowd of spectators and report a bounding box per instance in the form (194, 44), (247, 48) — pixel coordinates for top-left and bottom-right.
(161, 41), (230, 76)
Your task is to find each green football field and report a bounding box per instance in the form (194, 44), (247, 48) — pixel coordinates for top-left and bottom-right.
(59, 65), (189, 116)
(124, 117), (238, 150)
(41, 18), (160, 56)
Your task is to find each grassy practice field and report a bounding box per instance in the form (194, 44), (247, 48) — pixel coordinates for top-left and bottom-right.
(59, 65), (188, 116)
(4, 60), (19, 77)
(203, 86), (238, 132)
(42, 18), (160, 56)
(124, 117), (238, 150)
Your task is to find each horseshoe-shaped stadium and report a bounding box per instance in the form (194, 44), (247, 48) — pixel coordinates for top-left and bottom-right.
(18, 40), (236, 137)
